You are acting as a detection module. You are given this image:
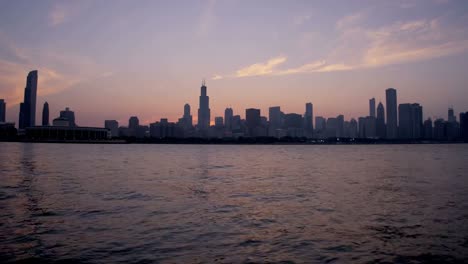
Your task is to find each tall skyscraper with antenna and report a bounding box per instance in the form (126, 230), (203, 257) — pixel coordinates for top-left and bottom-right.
(197, 80), (210, 132)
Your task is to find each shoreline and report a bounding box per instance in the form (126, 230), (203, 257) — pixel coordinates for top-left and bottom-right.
(1, 138), (466, 145)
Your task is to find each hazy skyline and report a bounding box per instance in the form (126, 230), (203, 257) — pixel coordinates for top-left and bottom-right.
(1, 0), (467, 126)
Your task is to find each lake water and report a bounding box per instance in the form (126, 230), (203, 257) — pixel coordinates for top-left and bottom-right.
(0, 142), (467, 263)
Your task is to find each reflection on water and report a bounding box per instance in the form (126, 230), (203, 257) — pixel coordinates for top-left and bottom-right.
(1, 143), (468, 263)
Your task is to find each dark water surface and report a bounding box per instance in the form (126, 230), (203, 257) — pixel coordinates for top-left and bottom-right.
(1, 143), (468, 263)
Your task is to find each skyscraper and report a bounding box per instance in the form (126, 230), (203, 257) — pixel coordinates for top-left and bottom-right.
(433, 119), (446, 140)
(398, 103), (423, 139)
(246, 108), (261, 137)
(369, 98), (376, 118)
(197, 80), (211, 132)
(284, 113), (303, 128)
(19, 70), (38, 129)
(460, 112), (468, 140)
(366, 116), (377, 138)
(42, 102), (49, 126)
(386, 88), (398, 139)
(326, 117), (338, 138)
(304, 102), (313, 137)
(448, 107), (456, 123)
(0, 99), (5, 123)
(269, 106), (282, 129)
(358, 117), (366, 138)
(129, 116), (139, 130)
(315, 116), (326, 137)
(215, 117), (224, 128)
(376, 102), (386, 138)
(423, 118), (433, 139)
(349, 118), (358, 138)
(183, 103), (193, 128)
(224, 108), (233, 131)
(336, 115), (344, 137)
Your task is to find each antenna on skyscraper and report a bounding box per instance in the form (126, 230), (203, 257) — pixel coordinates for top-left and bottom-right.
(202, 78), (206, 86)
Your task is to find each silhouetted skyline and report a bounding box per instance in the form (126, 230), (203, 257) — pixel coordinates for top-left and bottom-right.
(1, 69), (466, 142)
(1, 1), (468, 126)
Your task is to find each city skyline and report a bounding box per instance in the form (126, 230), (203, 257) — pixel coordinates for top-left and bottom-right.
(1, 70), (467, 130)
(1, 1), (468, 126)
(3, 69), (466, 142)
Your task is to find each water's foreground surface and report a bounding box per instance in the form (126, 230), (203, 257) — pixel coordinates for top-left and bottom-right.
(0, 143), (467, 263)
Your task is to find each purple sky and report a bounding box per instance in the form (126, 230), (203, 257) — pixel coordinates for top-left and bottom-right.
(0, 0), (467, 127)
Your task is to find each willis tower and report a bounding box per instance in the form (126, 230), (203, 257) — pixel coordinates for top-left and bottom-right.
(197, 80), (210, 133)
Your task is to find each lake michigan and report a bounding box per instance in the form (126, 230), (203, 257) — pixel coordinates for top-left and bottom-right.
(1, 143), (467, 263)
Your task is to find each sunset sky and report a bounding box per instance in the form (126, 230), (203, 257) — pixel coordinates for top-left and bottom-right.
(1, 0), (467, 127)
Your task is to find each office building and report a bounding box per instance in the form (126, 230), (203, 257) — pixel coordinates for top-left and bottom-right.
(433, 119), (446, 140)
(60, 107), (76, 127)
(150, 119), (181, 138)
(129, 116), (139, 130)
(423, 118), (433, 139)
(105, 120), (119, 137)
(42, 102), (49, 126)
(315, 116), (326, 138)
(269, 106), (282, 128)
(0, 99), (5, 123)
(284, 113), (303, 129)
(376, 102), (386, 138)
(224, 108), (233, 131)
(182, 103), (193, 129)
(349, 118), (358, 138)
(231, 115), (242, 132)
(448, 108), (456, 123)
(369, 98), (376, 118)
(336, 115), (344, 137)
(326, 117), (338, 138)
(19, 70), (38, 129)
(284, 113), (303, 137)
(304, 102), (313, 137)
(358, 117), (366, 138)
(215, 117), (224, 128)
(398, 103), (423, 139)
(246, 108), (261, 137)
(386, 88), (398, 139)
(357, 116), (378, 139)
(460, 112), (468, 140)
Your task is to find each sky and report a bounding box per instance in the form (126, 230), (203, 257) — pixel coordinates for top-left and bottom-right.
(0, 0), (467, 127)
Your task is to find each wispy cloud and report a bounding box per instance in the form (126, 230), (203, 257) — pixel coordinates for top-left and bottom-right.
(293, 15), (311, 26)
(213, 14), (468, 79)
(48, 2), (90, 27)
(336, 12), (364, 30)
(236, 56), (287, 77)
(212, 57), (355, 79)
(363, 18), (468, 66)
(211, 74), (223, 80)
(49, 5), (68, 26)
